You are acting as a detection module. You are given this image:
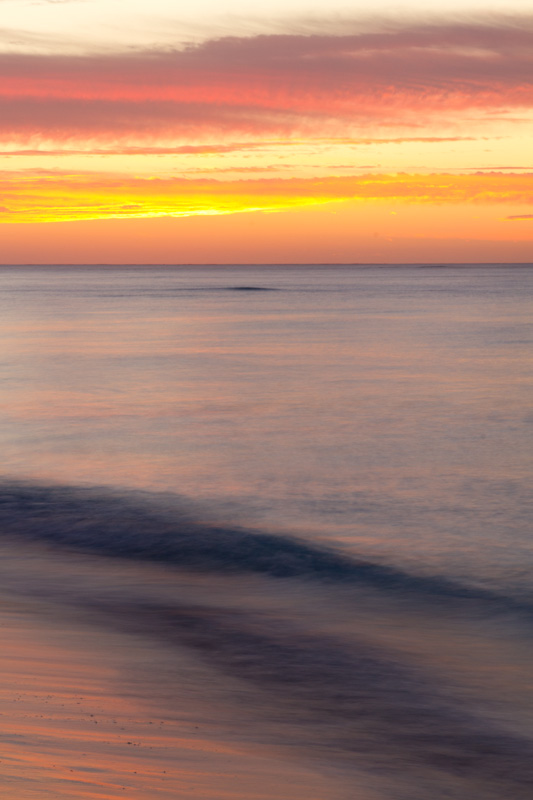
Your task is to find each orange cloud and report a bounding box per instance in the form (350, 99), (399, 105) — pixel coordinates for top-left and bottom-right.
(1, 171), (532, 223)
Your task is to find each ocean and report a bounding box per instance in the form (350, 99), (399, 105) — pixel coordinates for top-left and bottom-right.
(0, 264), (532, 799)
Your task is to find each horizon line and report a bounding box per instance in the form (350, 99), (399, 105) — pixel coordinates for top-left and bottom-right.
(1, 262), (533, 268)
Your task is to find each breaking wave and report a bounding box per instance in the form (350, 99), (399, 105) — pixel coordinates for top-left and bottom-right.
(0, 481), (530, 614)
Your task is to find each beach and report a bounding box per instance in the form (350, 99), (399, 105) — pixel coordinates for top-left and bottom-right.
(0, 557), (356, 800)
(0, 264), (532, 799)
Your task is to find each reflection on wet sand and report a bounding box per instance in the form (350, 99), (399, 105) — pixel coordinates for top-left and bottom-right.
(0, 602), (358, 800)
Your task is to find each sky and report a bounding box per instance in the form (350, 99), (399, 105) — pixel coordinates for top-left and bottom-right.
(0, 0), (532, 263)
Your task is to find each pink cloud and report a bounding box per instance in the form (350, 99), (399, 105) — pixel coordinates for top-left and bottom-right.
(0, 18), (532, 144)
(5, 143), (267, 155)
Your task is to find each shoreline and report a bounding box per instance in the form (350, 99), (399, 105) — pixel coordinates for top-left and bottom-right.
(0, 597), (357, 800)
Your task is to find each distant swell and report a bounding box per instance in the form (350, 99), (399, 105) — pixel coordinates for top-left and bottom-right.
(0, 482), (529, 614)
(226, 285), (275, 291)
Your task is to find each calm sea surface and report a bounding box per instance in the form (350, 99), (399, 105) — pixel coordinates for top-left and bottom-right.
(0, 264), (532, 799)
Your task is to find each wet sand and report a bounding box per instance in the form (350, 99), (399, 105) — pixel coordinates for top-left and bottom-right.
(0, 598), (364, 800)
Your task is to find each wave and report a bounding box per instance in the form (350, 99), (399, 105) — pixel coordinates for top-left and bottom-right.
(0, 481), (530, 615)
(83, 596), (533, 798)
(2, 481), (533, 798)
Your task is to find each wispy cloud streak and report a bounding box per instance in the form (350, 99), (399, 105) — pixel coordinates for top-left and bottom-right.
(0, 137), (480, 156)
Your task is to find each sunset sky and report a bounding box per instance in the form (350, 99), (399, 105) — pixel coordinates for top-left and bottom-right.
(1, 0), (532, 263)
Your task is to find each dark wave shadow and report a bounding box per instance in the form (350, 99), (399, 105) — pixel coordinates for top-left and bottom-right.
(0, 481), (531, 616)
(226, 286), (277, 291)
